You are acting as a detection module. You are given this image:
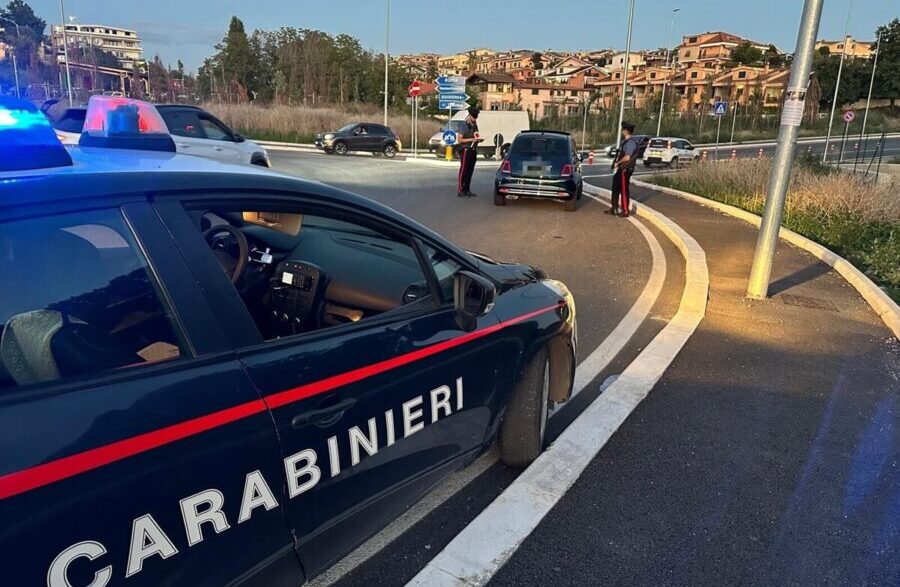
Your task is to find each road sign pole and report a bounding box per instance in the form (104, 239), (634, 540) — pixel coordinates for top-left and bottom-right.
(839, 118), (849, 164)
(747, 0), (824, 300)
(383, 0), (390, 126)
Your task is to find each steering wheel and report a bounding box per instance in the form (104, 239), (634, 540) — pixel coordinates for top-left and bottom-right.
(202, 225), (249, 284)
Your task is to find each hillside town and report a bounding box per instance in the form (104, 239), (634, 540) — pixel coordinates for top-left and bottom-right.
(394, 31), (876, 120)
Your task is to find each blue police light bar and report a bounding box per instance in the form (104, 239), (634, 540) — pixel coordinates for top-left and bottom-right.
(0, 97), (73, 172)
(78, 95), (176, 153)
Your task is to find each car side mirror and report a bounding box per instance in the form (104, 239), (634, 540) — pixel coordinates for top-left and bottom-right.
(233, 133), (245, 143)
(453, 271), (496, 331)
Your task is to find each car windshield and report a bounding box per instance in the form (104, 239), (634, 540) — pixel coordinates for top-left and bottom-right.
(649, 139), (668, 148)
(507, 135), (570, 177)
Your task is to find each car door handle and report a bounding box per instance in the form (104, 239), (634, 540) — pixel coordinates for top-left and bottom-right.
(213, 147), (224, 151)
(291, 398), (357, 429)
(177, 143), (189, 148)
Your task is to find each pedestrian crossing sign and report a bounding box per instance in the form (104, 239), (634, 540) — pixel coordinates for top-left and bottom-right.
(714, 101), (728, 116)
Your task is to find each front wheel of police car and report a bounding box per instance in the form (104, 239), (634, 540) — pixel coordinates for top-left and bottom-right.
(498, 346), (552, 467)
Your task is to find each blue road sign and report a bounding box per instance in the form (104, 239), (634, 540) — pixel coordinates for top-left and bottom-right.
(437, 92), (469, 102)
(438, 84), (466, 94)
(439, 100), (469, 110)
(714, 101), (728, 116)
(436, 76), (466, 86)
(442, 130), (458, 145)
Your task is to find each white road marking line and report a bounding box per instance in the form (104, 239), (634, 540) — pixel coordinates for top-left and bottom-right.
(308, 203), (668, 587)
(406, 184), (709, 587)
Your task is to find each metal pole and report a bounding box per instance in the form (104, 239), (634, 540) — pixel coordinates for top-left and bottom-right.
(714, 114), (722, 159)
(581, 94), (588, 152)
(859, 32), (880, 148)
(838, 118), (848, 163)
(2, 19), (22, 99)
(657, 8), (679, 137)
(383, 0), (390, 126)
(822, 0), (853, 162)
(59, 0), (73, 103)
(616, 0), (636, 151)
(730, 101), (738, 144)
(747, 0), (824, 299)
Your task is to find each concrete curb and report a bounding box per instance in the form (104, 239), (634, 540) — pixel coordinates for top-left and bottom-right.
(633, 179), (900, 340)
(406, 184), (709, 587)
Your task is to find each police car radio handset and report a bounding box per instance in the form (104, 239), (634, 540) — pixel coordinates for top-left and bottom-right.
(268, 260), (326, 335)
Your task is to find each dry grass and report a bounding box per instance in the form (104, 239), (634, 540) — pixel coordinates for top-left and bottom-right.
(204, 102), (441, 147)
(651, 158), (900, 301)
(660, 158), (899, 223)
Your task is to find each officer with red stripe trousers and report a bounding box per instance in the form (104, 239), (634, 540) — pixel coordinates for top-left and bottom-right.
(456, 106), (483, 198)
(607, 122), (637, 217)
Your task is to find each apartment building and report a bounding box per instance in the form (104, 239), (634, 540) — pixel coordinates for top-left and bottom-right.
(515, 82), (591, 118)
(815, 35), (874, 58)
(466, 73), (517, 111)
(605, 51), (646, 71)
(677, 31), (769, 69)
(51, 23), (143, 69)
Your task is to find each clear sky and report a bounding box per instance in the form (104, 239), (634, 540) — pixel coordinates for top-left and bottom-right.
(25, 0), (898, 72)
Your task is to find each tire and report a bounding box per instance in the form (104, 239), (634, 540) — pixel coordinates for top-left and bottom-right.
(499, 347), (551, 467)
(669, 156), (679, 168)
(493, 190), (506, 206)
(383, 143), (397, 158)
(333, 142), (348, 155)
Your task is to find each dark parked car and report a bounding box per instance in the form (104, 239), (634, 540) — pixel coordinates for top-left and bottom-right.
(494, 130), (584, 211)
(316, 123), (402, 158)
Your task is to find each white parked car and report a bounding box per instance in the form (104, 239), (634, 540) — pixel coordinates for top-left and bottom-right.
(50, 103), (270, 167)
(642, 137), (699, 167)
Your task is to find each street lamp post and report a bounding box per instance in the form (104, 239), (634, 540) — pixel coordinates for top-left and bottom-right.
(822, 0), (854, 162)
(59, 0), (73, 103)
(0, 18), (21, 98)
(747, 0), (824, 299)
(859, 32), (881, 143)
(615, 0), (636, 151)
(383, 0), (390, 126)
(657, 8), (680, 137)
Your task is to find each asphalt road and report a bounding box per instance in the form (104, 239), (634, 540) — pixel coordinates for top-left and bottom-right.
(268, 151), (686, 586)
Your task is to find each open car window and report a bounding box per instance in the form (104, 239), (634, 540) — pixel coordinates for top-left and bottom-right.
(183, 202), (439, 342)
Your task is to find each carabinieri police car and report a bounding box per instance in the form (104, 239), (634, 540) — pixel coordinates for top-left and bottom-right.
(0, 96), (576, 586)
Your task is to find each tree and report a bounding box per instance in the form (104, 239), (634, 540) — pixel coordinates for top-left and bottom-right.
(765, 45), (785, 68)
(872, 18), (899, 106)
(731, 43), (764, 65)
(217, 16), (258, 101)
(0, 0), (45, 72)
(531, 52), (543, 71)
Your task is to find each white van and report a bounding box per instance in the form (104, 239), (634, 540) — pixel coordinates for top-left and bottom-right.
(429, 110), (529, 159)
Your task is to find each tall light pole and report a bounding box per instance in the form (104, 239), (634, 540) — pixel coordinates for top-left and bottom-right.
(383, 0), (390, 126)
(616, 0), (636, 150)
(657, 7), (680, 137)
(821, 0), (854, 162)
(0, 17), (21, 98)
(860, 32), (881, 141)
(59, 0), (73, 103)
(747, 0), (824, 299)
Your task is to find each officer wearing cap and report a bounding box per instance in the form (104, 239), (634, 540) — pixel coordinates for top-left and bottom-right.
(456, 106), (483, 198)
(608, 122), (637, 217)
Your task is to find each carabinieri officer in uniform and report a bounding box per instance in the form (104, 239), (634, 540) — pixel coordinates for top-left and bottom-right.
(456, 106), (483, 198)
(608, 121), (637, 217)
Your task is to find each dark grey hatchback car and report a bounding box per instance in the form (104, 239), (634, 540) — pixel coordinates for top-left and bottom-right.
(316, 123), (402, 158)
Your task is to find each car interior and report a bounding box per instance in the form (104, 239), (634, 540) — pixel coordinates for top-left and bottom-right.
(0, 216), (183, 389)
(190, 207), (438, 340)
